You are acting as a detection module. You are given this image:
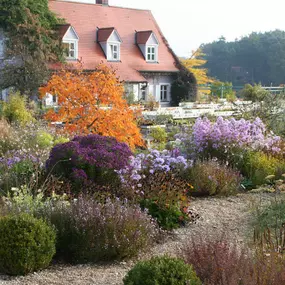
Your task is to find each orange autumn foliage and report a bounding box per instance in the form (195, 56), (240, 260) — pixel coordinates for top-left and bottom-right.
(39, 65), (144, 150)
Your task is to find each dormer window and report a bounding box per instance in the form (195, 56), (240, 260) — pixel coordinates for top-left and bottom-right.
(147, 46), (157, 62)
(58, 24), (79, 61)
(63, 41), (77, 60)
(98, 28), (122, 62)
(110, 43), (119, 60)
(136, 31), (159, 63)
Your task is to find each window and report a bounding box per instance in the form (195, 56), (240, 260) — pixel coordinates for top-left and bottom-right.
(147, 46), (157, 62)
(108, 43), (120, 61)
(160, 85), (169, 102)
(62, 40), (77, 60)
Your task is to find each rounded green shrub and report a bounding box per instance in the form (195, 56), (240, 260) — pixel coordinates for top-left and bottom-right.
(0, 213), (56, 276)
(123, 255), (202, 285)
(3, 93), (34, 125)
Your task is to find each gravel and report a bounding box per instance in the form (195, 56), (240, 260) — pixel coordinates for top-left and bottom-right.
(0, 192), (282, 285)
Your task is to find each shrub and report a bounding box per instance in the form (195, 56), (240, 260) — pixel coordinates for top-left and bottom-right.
(183, 160), (242, 196)
(0, 213), (56, 276)
(35, 131), (54, 149)
(183, 237), (285, 285)
(150, 127), (167, 143)
(138, 171), (192, 230)
(0, 121), (54, 157)
(176, 116), (281, 160)
(123, 255), (202, 285)
(117, 149), (192, 229)
(2, 93), (34, 125)
(241, 151), (285, 186)
(46, 134), (133, 191)
(44, 196), (159, 263)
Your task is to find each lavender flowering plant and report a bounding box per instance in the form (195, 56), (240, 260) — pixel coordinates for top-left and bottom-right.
(176, 116), (281, 160)
(117, 148), (190, 188)
(43, 196), (160, 263)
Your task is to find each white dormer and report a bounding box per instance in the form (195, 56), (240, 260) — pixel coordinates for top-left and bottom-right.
(136, 31), (159, 63)
(97, 28), (122, 61)
(59, 25), (79, 60)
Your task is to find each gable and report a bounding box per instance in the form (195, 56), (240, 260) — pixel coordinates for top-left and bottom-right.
(146, 33), (159, 45)
(108, 30), (121, 42)
(63, 26), (79, 41)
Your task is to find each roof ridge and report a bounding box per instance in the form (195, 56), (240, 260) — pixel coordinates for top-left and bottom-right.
(51, 1), (151, 12)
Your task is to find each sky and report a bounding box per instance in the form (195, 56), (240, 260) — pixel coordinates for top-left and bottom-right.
(109, 0), (285, 57)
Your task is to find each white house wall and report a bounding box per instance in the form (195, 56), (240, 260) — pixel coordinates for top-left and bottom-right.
(133, 84), (139, 101)
(145, 74), (173, 104)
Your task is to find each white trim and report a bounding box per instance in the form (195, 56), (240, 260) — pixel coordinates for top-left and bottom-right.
(159, 83), (171, 102)
(62, 39), (78, 60)
(63, 26), (79, 41)
(146, 45), (158, 62)
(107, 42), (121, 61)
(108, 29), (122, 43)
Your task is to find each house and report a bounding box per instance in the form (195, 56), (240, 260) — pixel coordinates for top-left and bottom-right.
(48, 0), (184, 106)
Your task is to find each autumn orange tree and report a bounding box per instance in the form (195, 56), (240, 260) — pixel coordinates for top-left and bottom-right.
(39, 65), (144, 150)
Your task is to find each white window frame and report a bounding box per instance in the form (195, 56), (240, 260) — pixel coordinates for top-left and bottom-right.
(62, 39), (78, 60)
(160, 84), (170, 102)
(146, 45), (157, 62)
(108, 42), (120, 61)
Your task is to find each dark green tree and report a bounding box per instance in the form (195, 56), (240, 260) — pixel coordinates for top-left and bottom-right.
(201, 30), (285, 86)
(0, 0), (63, 95)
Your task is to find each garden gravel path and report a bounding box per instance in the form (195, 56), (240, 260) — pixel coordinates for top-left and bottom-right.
(0, 192), (280, 285)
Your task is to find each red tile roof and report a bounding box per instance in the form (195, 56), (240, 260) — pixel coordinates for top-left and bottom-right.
(136, 31), (153, 45)
(97, 27), (115, 42)
(49, 1), (180, 82)
(57, 24), (71, 39)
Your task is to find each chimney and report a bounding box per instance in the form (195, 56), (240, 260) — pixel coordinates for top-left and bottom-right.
(96, 0), (108, 5)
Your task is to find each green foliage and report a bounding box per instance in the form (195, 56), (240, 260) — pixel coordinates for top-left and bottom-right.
(140, 199), (188, 230)
(171, 69), (197, 106)
(210, 81), (235, 99)
(241, 151), (285, 186)
(240, 84), (270, 101)
(0, 0), (63, 94)
(183, 160), (242, 196)
(150, 127), (167, 143)
(125, 91), (136, 105)
(252, 198), (285, 233)
(136, 171), (191, 229)
(201, 30), (285, 85)
(35, 131), (54, 148)
(2, 93), (34, 125)
(123, 255), (202, 285)
(238, 86), (285, 138)
(0, 213), (56, 276)
(53, 136), (70, 146)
